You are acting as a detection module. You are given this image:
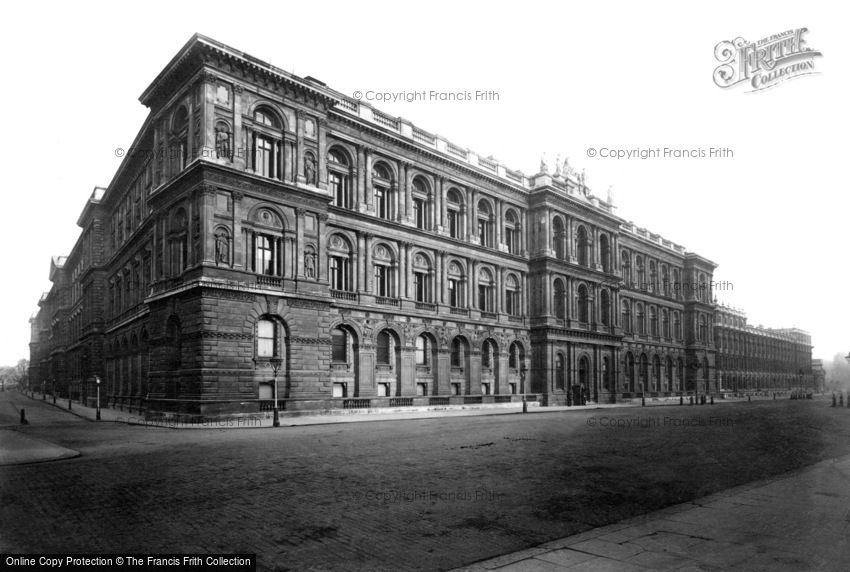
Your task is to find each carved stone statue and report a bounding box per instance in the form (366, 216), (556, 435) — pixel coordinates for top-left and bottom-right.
(215, 126), (231, 159)
(304, 251), (316, 278)
(215, 233), (229, 264)
(304, 153), (317, 185)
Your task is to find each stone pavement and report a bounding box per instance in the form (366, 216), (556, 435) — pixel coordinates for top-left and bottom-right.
(18, 390), (776, 429)
(0, 430), (79, 465)
(452, 454), (850, 571)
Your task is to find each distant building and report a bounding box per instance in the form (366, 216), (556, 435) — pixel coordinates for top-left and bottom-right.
(713, 305), (814, 392)
(28, 34), (814, 420)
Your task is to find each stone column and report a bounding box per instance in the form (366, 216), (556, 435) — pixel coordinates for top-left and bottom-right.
(397, 162), (407, 222)
(295, 208), (306, 279)
(317, 118), (329, 191)
(202, 72), (217, 157)
(317, 213), (328, 283)
(201, 185), (216, 264)
(232, 86), (245, 170)
(295, 110), (306, 185)
(364, 233), (373, 293)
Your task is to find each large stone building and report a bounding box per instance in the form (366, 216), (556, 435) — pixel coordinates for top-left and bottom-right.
(28, 34), (814, 420)
(713, 304), (814, 392)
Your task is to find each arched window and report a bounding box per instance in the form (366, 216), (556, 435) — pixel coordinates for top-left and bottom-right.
(620, 249), (631, 284)
(372, 163), (394, 221)
(412, 177), (431, 230)
(636, 256), (646, 290)
(172, 106), (189, 173)
(481, 340), (495, 369)
(415, 334), (431, 365)
(674, 311), (682, 340)
(662, 308), (670, 338)
(662, 265), (670, 297)
(577, 284), (590, 323)
(677, 358), (685, 391)
(576, 225), (590, 267)
(639, 354), (649, 391)
(636, 303), (646, 335)
(555, 353), (566, 389)
(666, 357), (674, 392)
(625, 352), (635, 392)
(376, 330), (393, 365)
(504, 209), (520, 254)
(328, 234), (353, 292)
(553, 217), (566, 260)
(600, 234), (611, 272)
(621, 300), (632, 333)
(328, 148), (352, 209)
(699, 273), (708, 302)
(600, 289), (610, 326)
(168, 208), (189, 275)
(672, 268), (681, 299)
(478, 268), (494, 312)
(412, 253), (432, 303)
(505, 274), (520, 316)
(477, 200), (493, 247)
(249, 208), (284, 277)
(447, 261), (465, 308)
(251, 107), (283, 180)
(450, 337), (465, 368)
(372, 243), (395, 298)
(446, 189), (463, 239)
(649, 306), (658, 337)
(331, 327), (349, 363)
(653, 355), (661, 391)
(508, 342), (520, 370)
(553, 278), (566, 319)
(699, 315), (708, 342)
(257, 318), (278, 358)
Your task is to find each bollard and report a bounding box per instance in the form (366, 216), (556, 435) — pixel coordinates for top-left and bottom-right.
(680, 395), (683, 405)
(69, 398), (72, 411)
(748, 395), (751, 402)
(689, 396), (694, 406)
(710, 395), (714, 405)
(522, 397), (528, 414)
(20, 409), (28, 425)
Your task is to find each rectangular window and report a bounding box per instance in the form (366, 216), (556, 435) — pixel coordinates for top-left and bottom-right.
(331, 330), (347, 362)
(255, 135), (275, 178)
(478, 285), (488, 312)
(255, 235), (275, 275)
(375, 187), (387, 219)
(257, 321), (275, 357)
(330, 173), (348, 208)
(447, 210), (458, 238)
(414, 198), (425, 229)
(330, 257), (346, 290)
(448, 279), (458, 307)
(414, 272), (429, 302)
(375, 265), (389, 297)
(478, 220), (489, 246)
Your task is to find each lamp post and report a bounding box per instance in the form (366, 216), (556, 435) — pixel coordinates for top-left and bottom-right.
(95, 375), (101, 421)
(52, 379), (56, 404)
(267, 357), (283, 427)
(42, 381), (46, 400)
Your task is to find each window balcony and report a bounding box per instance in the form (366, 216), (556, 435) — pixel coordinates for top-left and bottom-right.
(330, 289), (357, 301)
(415, 301), (436, 312)
(256, 275), (282, 288)
(375, 296), (399, 307)
(449, 307), (468, 316)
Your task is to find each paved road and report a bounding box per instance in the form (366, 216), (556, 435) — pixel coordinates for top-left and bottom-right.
(2, 391), (849, 571)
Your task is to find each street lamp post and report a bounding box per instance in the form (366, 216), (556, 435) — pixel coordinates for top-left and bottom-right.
(52, 380), (56, 404)
(95, 376), (101, 421)
(268, 357), (283, 428)
(42, 381), (46, 400)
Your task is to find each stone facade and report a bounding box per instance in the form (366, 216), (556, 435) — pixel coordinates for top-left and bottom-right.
(714, 304), (814, 392)
(28, 34), (815, 420)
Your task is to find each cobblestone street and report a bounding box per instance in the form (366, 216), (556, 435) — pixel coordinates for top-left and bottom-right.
(3, 391), (850, 571)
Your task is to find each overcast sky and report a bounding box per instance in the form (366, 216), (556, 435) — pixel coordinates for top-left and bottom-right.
(0, 0), (845, 366)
